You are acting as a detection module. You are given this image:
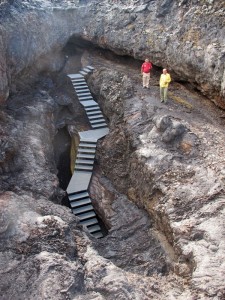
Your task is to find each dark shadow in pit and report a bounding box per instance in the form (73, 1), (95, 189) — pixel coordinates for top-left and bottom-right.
(63, 35), (96, 55)
(53, 127), (108, 236)
(53, 126), (71, 191)
(63, 35), (162, 75)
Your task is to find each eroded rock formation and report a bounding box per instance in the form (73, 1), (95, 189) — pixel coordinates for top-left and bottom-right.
(0, 0), (225, 299)
(0, 0), (224, 107)
(88, 61), (225, 298)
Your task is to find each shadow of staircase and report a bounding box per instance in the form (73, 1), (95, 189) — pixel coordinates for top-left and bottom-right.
(66, 66), (109, 239)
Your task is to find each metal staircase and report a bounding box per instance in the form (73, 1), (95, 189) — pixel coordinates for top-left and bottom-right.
(66, 66), (109, 239)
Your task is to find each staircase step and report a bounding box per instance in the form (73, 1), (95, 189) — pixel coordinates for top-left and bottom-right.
(80, 100), (94, 104)
(70, 197), (92, 208)
(68, 74), (84, 79)
(76, 159), (94, 165)
(73, 204), (94, 215)
(75, 87), (89, 92)
(77, 153), (95, 159)
(72, 82), (87, 87)
(79, 142), (96, 148)
(79, 139), (96, 145)
(80, 70), (88, 74)
(77, 93), (92, 98)
(78, 91), (93, 101)
(78, 148), (96, 154)
(81, 140), (97, 145)
(74, 84), (89, 91)
(68, 191), (89, 201)
(76, 92), (90, 96)
(80, 101), (94, 105)
(80, 139), (96, 144)
(86, 65), (95, 71)
(83, 67), (92, 73)
(85, 109), (100, 114)
(90, 119), (105, 125)
(88, 114), (104, 120)
(80, 217), (98, 227)
(78, 95), (93, 100)
(86, 110), (102, 116)
(72, 79), (86, 83)
(76, 88), (90, 93)
(88, 225), (101, 233)
(75, 88), (89, 93)
(92, 231), (104, 239)
(71, 77), (87, 84)
(76, 92), (92, 96)
(74, 86), (88, 91)
(71, 78), (87, 85)
(80, 100), (97, 107)
(75, 165), (93, 171)
(85, 106), (100, 112)
(80, 71), (88, 76)
(75, 210), (96, 220)
(92, 123), (107, 129)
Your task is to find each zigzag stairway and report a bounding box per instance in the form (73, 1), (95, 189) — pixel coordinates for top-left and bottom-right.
(66, 66), (109, 239)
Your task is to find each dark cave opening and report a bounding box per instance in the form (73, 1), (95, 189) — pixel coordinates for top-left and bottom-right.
(63, 34), (160, 73)
(53, 126), (72, 207)
(63, 35), (95, 55)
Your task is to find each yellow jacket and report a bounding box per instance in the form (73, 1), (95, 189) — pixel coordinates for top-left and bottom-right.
(159, 73), (171, 88)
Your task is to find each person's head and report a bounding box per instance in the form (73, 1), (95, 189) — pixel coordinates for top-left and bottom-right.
(145, 59), (149, 62)
(163, 68), (167, 74)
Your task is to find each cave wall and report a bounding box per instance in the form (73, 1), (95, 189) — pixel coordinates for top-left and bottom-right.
(0, 3), (81, 104)
(78, 0), (225, 108)
(0, 0), (224, 107)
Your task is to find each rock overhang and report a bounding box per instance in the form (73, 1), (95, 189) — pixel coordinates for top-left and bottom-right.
(0, 0), (224, 108)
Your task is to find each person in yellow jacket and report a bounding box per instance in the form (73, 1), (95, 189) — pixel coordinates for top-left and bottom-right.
(159, 69), (171, 103)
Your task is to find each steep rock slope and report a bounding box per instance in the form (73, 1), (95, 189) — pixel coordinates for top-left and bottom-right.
(0, 71), (194, 300)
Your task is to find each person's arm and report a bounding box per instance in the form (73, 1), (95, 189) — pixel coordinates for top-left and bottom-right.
(167, 74), (171, 84)
(141, 64), (143, 74)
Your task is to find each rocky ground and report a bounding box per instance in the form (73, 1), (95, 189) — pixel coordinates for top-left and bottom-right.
(0, 0), (224, 106)
(0, 47), (187, 299)
(0, 0), (224, 299)
(86, 49), (225, 298)
(1, 47), (224, 299)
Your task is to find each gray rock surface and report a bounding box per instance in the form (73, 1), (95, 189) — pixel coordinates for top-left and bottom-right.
(0, 0), (224, 107)
(0, 49), (207, 299)
(0, 50), (194, 299)
(87, 54), (225, 298)
(0, 0), (224, 299)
